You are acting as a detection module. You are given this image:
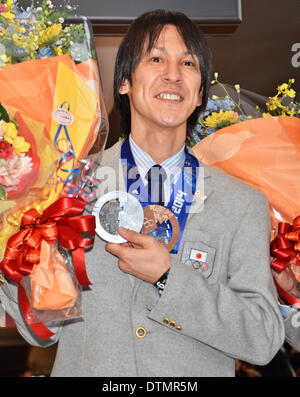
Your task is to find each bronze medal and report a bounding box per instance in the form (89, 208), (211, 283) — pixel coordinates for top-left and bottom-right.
(141, 205), (180, 251)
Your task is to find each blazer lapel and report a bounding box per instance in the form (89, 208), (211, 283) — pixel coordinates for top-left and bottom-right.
(184, 147), (214, 226)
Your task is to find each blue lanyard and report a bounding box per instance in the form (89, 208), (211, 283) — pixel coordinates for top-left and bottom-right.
(121, 138), (199, 253)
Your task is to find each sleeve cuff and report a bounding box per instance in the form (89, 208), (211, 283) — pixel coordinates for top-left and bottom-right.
(278, 301), (297, 319)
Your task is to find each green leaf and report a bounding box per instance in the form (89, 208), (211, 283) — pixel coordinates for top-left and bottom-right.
(0, 185), (7, 201)
(0, 103), (10, 122)
(11, 119), (19, 130)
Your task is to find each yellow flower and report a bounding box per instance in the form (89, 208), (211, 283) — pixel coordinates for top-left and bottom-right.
(205, 110), (240, 129)
(6, 0), (14, 10)
(1, 11), (15, 22)
(39, 24), (62, 46)
(266, 96), (282, 111)
(0, 54), (12, 66)
(12, 136), (30, 156)
(54, 47), (63, 56)
(287, 89), (296, 98)
(277, 83), (288, 92)
(2, 122), (30, 155)
(2, 122), (18, 144)
(263, 113), (272, 118)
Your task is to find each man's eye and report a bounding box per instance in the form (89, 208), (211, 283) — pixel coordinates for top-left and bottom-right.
(184, 60), (195, 67)
(151, 57), (161, 63)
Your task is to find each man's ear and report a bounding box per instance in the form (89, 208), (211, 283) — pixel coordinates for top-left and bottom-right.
(197, 87), (204, 107)
(119, 78), (130, 95)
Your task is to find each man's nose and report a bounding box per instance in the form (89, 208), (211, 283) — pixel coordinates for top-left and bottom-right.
(163, 61), (182, 83)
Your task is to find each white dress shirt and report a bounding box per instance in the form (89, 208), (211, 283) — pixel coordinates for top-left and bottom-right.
(129, 134), (185, 205)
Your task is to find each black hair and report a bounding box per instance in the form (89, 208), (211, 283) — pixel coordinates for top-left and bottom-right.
(113, 9), (212, 138)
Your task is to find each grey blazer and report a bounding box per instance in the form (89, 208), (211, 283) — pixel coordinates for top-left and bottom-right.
(283, 311), (300, 351)
(0, 140), (285, 377)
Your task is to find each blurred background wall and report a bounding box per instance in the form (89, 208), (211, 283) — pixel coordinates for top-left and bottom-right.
(94, 0), (300, 148)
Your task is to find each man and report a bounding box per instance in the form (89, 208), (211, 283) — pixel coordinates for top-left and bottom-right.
(273, 270), (300, 351)
(0, 10), (284, 377)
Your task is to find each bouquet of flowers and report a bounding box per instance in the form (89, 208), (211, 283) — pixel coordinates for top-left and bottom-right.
(0, 104), (37, 200)
(191, 73), (300, 307)
(0, 0), (108, 337)
(189, 73), (299, 145)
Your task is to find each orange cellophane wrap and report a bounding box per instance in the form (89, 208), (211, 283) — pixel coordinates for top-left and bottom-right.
(193, 116), (300, 306)
(29, 240), (77, 312)
(192, 116), (300, 229)
(0, 55), (107, 208)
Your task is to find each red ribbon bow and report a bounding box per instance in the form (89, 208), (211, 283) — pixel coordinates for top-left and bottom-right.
(271, 216), (300, 272)
(0, 197), (95, 339)
(271, 215), (300, 306)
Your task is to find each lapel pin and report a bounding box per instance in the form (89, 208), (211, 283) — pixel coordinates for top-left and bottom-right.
(194, 191), (207, 200)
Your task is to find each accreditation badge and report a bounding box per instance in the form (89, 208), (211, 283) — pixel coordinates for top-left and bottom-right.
(92, 191), (144, 243)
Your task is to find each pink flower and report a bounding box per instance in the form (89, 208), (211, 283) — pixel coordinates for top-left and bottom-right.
(0, 153), (32, 187)
(0, 4), (7, 13)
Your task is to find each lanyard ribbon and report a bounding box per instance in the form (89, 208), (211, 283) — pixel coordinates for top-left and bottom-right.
(0, 197), (95, 339)
(54, 103), (80, 195)
(53, 103), (102, 200)
(121, 138), (199, 253)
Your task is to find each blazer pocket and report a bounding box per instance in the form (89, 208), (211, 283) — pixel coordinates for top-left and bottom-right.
(181, 232), (224, 281)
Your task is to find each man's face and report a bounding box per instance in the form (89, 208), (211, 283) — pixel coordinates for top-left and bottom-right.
(119, 24), (203, 136)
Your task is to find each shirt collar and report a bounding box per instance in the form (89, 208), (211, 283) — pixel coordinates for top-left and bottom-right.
(128, 134), (185, 182)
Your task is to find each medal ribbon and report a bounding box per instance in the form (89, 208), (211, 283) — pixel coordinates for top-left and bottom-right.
(121, 138), (199, 253)
(0, 197), (95, 339)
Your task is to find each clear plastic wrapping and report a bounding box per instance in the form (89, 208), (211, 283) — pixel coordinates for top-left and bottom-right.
(21, 240), (82, 324)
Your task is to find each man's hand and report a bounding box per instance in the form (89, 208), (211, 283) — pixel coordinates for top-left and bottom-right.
(105, 227), (171, 283)
(272, 267), (298, 301)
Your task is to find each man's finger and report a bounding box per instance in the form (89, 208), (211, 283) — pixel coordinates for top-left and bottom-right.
(105, 240), (138, 260)
(117, 227), (153, 247)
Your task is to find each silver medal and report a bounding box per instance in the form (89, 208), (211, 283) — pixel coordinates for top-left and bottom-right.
(92, 191), (144, 243)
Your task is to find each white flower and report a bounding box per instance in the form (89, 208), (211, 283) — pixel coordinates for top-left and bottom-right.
(234, 84), (240, 93)
(58, 17), (64, 23)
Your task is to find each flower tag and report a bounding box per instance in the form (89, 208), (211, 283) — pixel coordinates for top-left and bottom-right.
(52, 108), (74, 126)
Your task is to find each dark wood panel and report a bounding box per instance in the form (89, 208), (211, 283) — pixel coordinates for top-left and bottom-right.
(19, 0), (242, 36)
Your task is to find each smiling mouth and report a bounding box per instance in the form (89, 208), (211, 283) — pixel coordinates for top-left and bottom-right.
(156, 92), (183, 101)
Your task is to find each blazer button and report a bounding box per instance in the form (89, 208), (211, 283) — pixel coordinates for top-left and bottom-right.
(135, 326), (147, 338)
(169, 320), (176, 328)
(175, 325), (182, 331)
(162, 317), (170, 325)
